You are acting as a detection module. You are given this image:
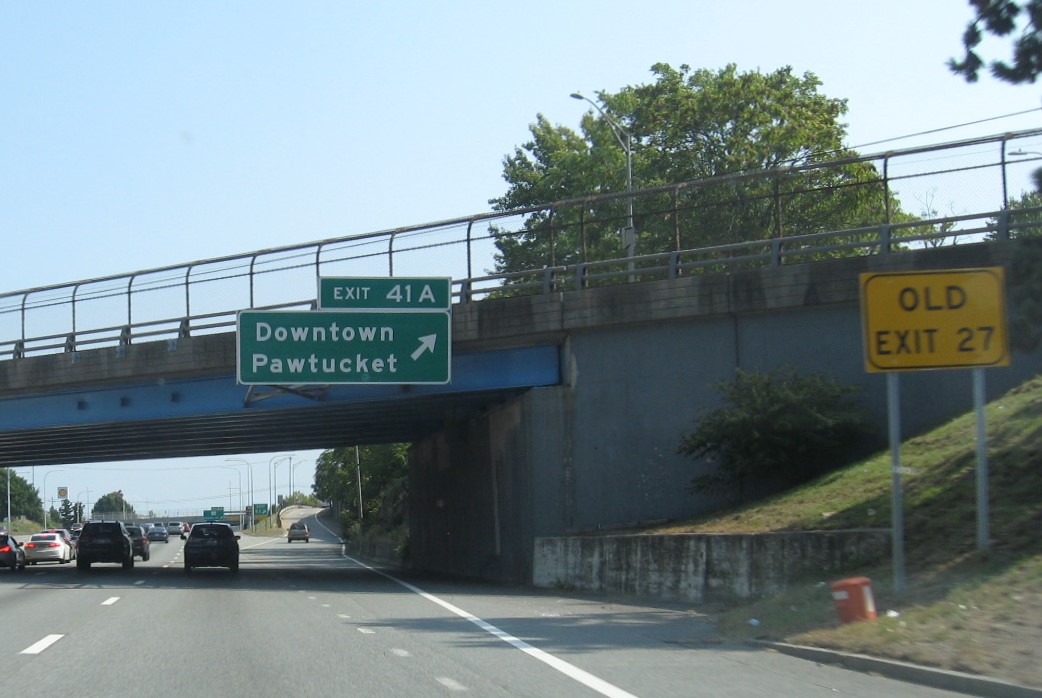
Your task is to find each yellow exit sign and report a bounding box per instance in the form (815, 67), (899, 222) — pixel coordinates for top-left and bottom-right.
(860, 267), (1010, 372)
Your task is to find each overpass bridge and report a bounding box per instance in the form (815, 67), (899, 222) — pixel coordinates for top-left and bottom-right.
(2, 129), (1042, 580)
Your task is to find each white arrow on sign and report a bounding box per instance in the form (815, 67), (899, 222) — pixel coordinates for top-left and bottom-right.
(411, 334), (437, 361)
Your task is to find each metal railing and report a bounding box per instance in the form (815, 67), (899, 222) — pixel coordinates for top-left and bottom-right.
(2, 128), (1041, 361)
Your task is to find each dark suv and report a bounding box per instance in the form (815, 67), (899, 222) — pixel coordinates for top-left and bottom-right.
(125, 525), (151, 561)
(76, 521), (134, 570)
(183, 522), (239, 573)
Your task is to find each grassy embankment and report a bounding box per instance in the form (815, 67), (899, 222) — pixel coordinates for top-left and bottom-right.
(638, 373), (1042, 686)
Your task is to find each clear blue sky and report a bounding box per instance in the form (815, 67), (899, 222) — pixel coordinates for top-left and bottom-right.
(3, 1), (1040, 516)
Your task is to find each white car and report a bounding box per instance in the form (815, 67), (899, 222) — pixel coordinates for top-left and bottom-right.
(24, 533), (73, 565)
(166, 521), (184, 536)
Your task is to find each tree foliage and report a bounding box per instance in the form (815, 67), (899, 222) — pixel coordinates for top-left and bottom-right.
(1, 468), (42, 521)
(678, 367), (872, 500)
(950, 0), (1042, 83)
(490, 63), (896, 276)
(312, 443), (409, 533)
(58, 499), (78, 527)
(92, 490), (134, 518)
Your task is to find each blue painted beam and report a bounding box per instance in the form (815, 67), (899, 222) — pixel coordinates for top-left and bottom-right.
(0, 345), (559, 432)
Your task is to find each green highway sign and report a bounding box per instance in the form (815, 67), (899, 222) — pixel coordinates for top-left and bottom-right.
(205, 507), (225, 521)
(319, 277), (451, 311)
(237, 309), (451, 385)
(253, 503), (269, 516)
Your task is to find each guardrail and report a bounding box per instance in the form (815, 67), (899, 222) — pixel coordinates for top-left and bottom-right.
(2, 128), (1041, 361)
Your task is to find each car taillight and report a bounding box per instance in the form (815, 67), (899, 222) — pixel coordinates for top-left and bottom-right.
(25, 543), (36, 549)
(0, 545), (10, 553)
(48, 542), (60, 548)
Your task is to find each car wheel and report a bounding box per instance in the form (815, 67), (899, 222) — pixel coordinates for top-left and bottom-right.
(230, 563), (239, 573)
(123, 557), (134, 570)
(77, 558), (89, 570)
(143, 551), (150, 561)
(184, 562), (192, 572)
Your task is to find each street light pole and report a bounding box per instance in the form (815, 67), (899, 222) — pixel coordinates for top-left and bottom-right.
(218, 465), (242, 529)
(269, 454), (292, 524)
(571, 91), (635, 278)
(355, 446), (364, 520)
(42, 469), (65, 529)
(290, 459), (304, 504)
(226, 458), (253, 531)
(76, 490), (90, 524)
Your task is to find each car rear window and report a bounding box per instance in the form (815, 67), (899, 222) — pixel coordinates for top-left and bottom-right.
(86, 523), (122, 535)
(31, 534), (57, 541)
(191, 526), (233, 539)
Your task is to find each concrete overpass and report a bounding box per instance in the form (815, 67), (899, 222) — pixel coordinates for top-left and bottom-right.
(3, 129), (1042, 581)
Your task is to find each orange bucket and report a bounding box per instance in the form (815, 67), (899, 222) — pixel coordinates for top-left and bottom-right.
(830, 577), (877, 623)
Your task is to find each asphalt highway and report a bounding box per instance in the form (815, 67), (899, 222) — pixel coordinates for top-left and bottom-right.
(0, 512), (967, 698)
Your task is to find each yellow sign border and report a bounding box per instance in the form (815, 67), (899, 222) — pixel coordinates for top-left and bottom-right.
(859, 267), (1010, 372)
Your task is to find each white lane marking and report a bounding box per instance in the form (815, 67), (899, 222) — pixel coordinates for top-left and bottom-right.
(321, 604), (330, 608)
(101, 597), (120, 606)
(436, 677), (469, 691)
(133, 580), (145, 586)
(357, 627), (376, 634)
(390, 648), (411, 657)
(315, 512), (638, 698)
(337, 614), (351, 619)
(21, 634), (64, 655)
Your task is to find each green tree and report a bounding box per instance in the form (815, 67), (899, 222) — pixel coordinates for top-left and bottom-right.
(58, 498), (77, 528)
(1, 468), (43, 522)
(490, 63), (896, 276)
(92, 490), (134, 518)
(678, 367), (872, 501)
(312, 444), (409, 533)
(950, 0), (1042, 83)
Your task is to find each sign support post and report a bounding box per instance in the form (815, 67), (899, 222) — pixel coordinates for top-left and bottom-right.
(861, 267), (1009, 594)
(974, 368), (990, 552)
(887, 371), (905, 594)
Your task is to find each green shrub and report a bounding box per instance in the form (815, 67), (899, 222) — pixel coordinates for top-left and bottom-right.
(678, 366), (871, 500)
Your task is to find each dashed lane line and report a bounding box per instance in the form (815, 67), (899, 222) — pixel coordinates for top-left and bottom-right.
(20, 635), (64, 655)
(311, 515), (639, 698)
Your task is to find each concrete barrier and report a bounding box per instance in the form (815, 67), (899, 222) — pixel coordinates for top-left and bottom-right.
(532, 530), (889, 603)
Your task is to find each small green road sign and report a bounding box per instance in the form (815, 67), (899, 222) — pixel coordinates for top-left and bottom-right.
(319, 277), (451, 311)
(253, 503), (269, 516)
(205, 507), (225, 521)
(237, 309), (451, 385)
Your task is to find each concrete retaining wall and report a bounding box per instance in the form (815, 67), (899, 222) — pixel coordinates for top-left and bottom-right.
(532, 531), (890, 604)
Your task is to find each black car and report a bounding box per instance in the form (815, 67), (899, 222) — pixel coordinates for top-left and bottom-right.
(0, 533), (26, 572)
(125, 525), (151, 561)
(182, 522), (239, 573)
(76, 521), (134, 570)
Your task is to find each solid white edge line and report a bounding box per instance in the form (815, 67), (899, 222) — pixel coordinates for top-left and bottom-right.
(312, 515), (638, 698)
(21, 634), (64, 655)
(101, 597), (120, 606)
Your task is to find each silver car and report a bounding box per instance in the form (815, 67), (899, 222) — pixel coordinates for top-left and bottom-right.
(24, 533), (73, 565)
(287, 522), (309, 543)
